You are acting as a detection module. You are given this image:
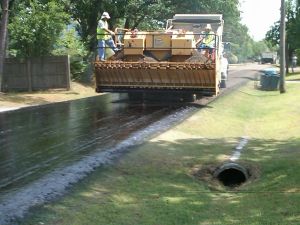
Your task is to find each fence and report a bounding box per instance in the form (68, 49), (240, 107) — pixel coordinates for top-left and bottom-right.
(2, 56), (70, 92)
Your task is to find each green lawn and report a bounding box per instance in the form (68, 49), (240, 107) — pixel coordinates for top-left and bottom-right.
(286, 71), (300, 81)
(20, 82), (300, 225)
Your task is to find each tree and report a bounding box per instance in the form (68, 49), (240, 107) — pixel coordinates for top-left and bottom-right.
(64, 0), (172, 51)
(64, 0), (245, 56)
(266, 1), (300, 60)
(0, 0), (9, 92)
(53, 27), (87, 57)
(6, 0), (251, 66)
(62, 0), (104, 52)
(122, 0), (172, 29)
(252, 41), (271, 56)
(52, 26), (88, 80)
(9, 0), (69, 57)
(266, 22), (280, 47)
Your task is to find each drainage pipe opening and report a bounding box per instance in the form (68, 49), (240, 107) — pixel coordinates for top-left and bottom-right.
(214, 163), (249, 188)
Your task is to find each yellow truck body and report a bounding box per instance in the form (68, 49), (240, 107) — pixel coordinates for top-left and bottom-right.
(95, 14), (224, 98)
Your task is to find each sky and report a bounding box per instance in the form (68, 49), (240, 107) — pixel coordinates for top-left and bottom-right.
(240, 0), (281, 41)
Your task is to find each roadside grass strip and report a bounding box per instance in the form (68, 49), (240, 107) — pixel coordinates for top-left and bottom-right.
(286, 71), (300, 81)
(21, 82), (300, 225)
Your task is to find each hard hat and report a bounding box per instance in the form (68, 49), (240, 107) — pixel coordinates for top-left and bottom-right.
(101, 12), (110, 19)
(205, 24), (212, 30)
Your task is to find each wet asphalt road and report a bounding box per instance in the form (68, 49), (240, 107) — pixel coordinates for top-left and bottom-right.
(0, 63), (268, 196)
(0, 94), (181, 195)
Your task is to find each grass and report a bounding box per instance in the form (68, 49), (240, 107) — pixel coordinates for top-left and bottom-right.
(286, 71), (300, 81)
(20, 82), (300, 225)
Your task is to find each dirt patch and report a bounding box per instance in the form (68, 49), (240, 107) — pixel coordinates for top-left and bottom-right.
(0, 82), (99, 111)
(191, 160), (261, 190)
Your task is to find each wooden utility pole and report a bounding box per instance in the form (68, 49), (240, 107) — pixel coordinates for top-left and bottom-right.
(279, 0), (286, 93)
(0, 0), (10, 92)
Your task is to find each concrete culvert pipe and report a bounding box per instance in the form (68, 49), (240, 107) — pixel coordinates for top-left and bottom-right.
(213, 163), (249, 187)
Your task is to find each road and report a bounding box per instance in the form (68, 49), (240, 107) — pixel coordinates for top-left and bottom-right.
(0, 95), (179, 194)
(0, 63), (268, 196)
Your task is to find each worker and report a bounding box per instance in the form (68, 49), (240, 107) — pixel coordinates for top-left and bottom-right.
(292, 54), (298, 73)
(196, 24), (215, 54)
(97, 12), (119, 61)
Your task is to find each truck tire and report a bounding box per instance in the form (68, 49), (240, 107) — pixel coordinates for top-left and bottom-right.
(179, 93), (196, 102)
(220, 72), (227, 88)
(220, 79), (226, 88)
(128, 92), (143, 102)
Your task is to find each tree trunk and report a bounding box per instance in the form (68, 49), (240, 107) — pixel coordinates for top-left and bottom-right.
(124, 18), (130, 29)
(285, 44), (290, 74)
(0, 0), (10, 92)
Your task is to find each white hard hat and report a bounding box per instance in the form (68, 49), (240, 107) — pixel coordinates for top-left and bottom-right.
(205, 24), (212, 30)
(101, 12), (110, 19)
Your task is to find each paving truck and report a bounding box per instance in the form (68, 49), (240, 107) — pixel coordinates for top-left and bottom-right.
(94, 14), (225, 101)
(260, 52), (277, 64)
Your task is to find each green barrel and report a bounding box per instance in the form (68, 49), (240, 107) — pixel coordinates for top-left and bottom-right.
(260, 68), (279, 91)
(269, 75), (280, 90)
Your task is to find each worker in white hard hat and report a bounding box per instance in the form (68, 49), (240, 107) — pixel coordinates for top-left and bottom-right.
(97, 12), (118, 61)
(292, 53), (298, 73)
(196, 23), (215, 55)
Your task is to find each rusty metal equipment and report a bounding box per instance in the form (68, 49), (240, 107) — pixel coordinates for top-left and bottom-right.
(95, 14), (224, 98)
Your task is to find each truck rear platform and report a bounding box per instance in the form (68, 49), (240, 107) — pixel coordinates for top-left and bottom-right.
(94, 14), (225, 99)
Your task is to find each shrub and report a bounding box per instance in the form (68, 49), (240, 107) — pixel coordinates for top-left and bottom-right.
(227, 53), (239, 64)
(52, 26), (88, 80)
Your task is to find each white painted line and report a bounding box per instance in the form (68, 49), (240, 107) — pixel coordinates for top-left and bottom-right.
(230, 136), (249, 161)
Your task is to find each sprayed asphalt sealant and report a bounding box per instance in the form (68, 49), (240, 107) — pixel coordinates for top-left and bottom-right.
(0, 106), (197, 225)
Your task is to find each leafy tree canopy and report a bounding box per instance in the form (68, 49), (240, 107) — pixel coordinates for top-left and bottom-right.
(6, 0), (276, 62)
(266, 0), (300, 53)
(9, 0), (69, 57)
